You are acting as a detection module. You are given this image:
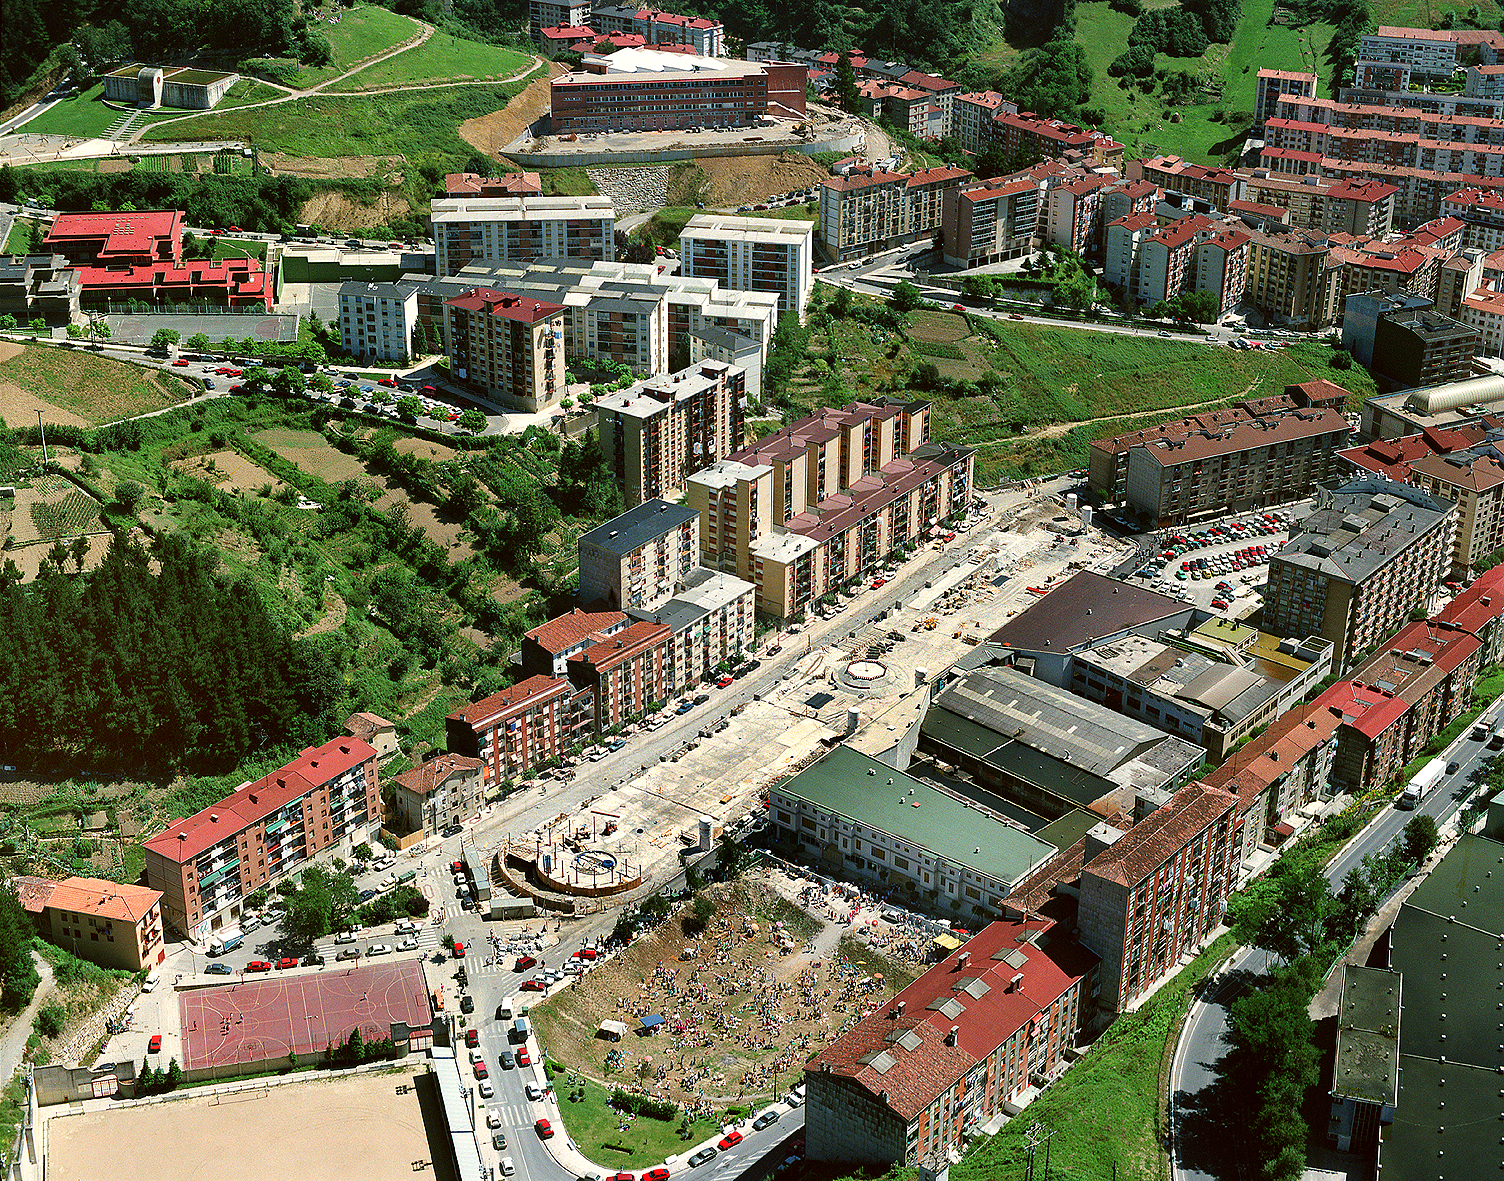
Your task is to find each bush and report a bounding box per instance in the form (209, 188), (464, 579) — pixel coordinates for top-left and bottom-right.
(611, 1088), (678, 1120)
(36, 1003), (65, 1038)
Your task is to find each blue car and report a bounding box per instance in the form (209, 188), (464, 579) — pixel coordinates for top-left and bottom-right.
(206, 963), (233, 975)
(675, 702), (694, 715)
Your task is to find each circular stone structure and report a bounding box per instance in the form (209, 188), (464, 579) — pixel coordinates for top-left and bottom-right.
(831, 657), (902, 696)
(846, 659), (887, 682)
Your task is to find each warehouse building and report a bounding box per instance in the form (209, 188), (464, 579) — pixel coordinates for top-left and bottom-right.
(102, 64), (238, 109)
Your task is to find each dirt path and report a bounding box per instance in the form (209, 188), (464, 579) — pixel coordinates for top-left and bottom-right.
(972, 379), (1268, 447)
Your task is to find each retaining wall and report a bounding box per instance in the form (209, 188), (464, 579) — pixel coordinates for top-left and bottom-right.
(503, 131), (863, 170)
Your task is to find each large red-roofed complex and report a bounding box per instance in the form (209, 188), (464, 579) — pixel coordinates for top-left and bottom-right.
(43, 210), (270, 311)
(143, 737), (379, 939)
(805, 916), (1094, 1165)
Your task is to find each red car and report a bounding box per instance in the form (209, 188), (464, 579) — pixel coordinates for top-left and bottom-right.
(516, 1046), (531, 1066)
(149, 1035), (162, 1053)
(520, 979), (546, 992)
(451, 860), (464, 872)
(277, 957), (298, 970)
(378, 378), (398, 387)
(246, 960), (273, 972)
(453, 942), (466, 959)
(227, 225), (242, 232)
(172, 358), (190, 366)
(465, 1029), (479, 1048)
(535, 1118), (554, 1139)
(1009, 313), (1025, 320)
(573, 948), (598, 960)
(644, 1169), (670, 1181)
(421, 385), (438, 394)
(716, 674), (734, 688)
(871, 577), (886, 589)
(718, 1130), (743, 1150)
(216, 366), (231, 375)
(611, 1174), (637, 1181)
(515, 955), (537, 971)
(210, 228), (225, 236)
(474, 1062), (489, 1079)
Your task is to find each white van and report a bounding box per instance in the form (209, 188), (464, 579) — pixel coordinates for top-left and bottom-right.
(499, 996), (514, 1020)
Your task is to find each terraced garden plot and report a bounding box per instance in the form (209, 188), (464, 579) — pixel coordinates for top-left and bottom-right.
(251, 428), (367, 483)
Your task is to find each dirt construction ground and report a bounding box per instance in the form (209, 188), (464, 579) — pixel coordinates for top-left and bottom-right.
(458, 63), (567, 156)
(694, 153), (828, 206)
(45, 1067), (437, 1181)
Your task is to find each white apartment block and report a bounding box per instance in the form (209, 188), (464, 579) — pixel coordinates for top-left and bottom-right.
(679, 214), (815, 320)
(431, 196), (616, 277)
(338, 282), (418, 362)
(1357, 26), (1461, 82)
(628, 566), (755, 690)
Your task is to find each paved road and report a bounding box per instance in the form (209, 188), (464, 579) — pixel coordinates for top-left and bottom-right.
(1168, 710), (1497, 1181)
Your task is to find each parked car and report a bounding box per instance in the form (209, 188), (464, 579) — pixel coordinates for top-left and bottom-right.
(302, 952), (325, 966)
(688, 1149), (718, 1168)
(473, 1061), (489, 1080)
(246, 960), (273, 972)
(206, 962), (233, 975)
(276, 957), (298, 970)
(149, 1035), (162, 1053)
(499, 1050), (515, 1070)
(460, 995), (474, 1014)
(516, 1046), (531, 1067)
(515, 955), (537, 971)
(718, 1131), (743, 1150)
(535, 1119), (554, 1139)
(752, 1111), (780, 1131)
(526, 1084), (543, 1101)
(366, 943), (392, 957)
(336, 948), (361, 962)
(520, 979), (546, 992)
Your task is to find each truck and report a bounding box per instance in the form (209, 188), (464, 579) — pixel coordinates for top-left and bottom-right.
(208, 928), (243, 956)
(1398, 757), (1447, 809)
(1490, 727), (1504, 751)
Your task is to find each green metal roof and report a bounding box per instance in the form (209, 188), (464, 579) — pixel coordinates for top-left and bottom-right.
(772, 745), (1058, 887)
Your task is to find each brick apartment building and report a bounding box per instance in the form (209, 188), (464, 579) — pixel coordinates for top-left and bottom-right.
(941, 174), (1043, 268)
(446, 674), (580, 786)
(1255, 68), (1318, 130)
(818, 166), (972, 262)
(142, 737), (379, 939)
(593, 360), (746, 506)
(566, 618), (672, 730)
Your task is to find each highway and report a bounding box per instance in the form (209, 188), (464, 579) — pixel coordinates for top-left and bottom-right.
(1168, 706), (1496, 1181)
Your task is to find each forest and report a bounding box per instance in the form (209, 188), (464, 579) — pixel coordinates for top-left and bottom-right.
(0, 534), (343, 777)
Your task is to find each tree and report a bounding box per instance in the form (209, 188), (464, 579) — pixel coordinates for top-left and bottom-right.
(148, 328), (181, 352)
(457, 407), (488, 434)
(1227, 858), (1336, 964)
(115, 481), (145, 513)
(284, 871), (334, 944)
(1402, 813), (1439, 866)
(834, 51), (861, 113)
(889, 281), (923, 314)
(243, 366), (272, 390)
(271, 366), (306, 396)
(186, 332), (211, 353)
(396, 395), (422, 419)
(165, 1057), (183, 1089)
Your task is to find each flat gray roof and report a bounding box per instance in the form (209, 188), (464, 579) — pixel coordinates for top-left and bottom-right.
(1275, 477), (1454, 587)
(579, 499), (698, 556)
(1332, 964), (1400, 1106)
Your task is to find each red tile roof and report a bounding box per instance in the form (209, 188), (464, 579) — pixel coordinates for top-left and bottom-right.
(449, 675), (570, 728)
(570, 619), (671, 671)
(1437, 564), (1504, 636)
(19, 876), (161, 924)
(445, 287), (565, 322)
(805, 917), (1086, 1120)
(1313, 681), (1410, 741)
(1204, 702), (1342, 814)
(45, 210), (181, 261)
(1082, 783), (1236, 888)
(526, 608), (628, 655)
(906, 164), (972, 189)
(393, 752), (484, 797)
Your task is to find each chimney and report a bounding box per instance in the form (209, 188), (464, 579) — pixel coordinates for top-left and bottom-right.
(1010, 972), (1024, 992)
(957, 952), (970, 969)
(945, 1026), (959, 1046)
(209, 814), (219, 823)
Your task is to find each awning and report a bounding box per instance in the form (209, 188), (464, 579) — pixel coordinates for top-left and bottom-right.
(1272, 821), (1295, 838)
(598, 1019), (628, 1040)
(640, 1014), (665, 1029)
(932, 933), (963, 952)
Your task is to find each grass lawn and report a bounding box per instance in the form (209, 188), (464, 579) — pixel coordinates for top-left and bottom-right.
(950, 932), (1237, 1181)
(292, 4), (421, 88)
(216, 78), (286, 108)
(4, 218), (37, 254)
(200, 237), (267, 262)
(741, 202), (817, 223)
(552, 1078), (695, 1168)
(1374, 0), (1500, 25)
(140, 77), (541, 157)
(329, 29), (531, 91)
(536, 166), (598, 196)
(1074, 0), (1333, 164)
(0, 346), (192, 425)
(636, 206), (698, 247)
(20, 85), (129, 139)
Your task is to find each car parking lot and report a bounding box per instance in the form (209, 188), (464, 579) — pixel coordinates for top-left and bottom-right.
(1129, 509), (1297, 617)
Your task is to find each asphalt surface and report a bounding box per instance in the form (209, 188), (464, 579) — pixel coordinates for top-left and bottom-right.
(1168, 708), (1497, 1181)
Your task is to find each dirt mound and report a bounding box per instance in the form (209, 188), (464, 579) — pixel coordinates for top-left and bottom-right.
(297, 189), (411, 232)
(458, 63), (566, 157)
(695, 151), (827, 206)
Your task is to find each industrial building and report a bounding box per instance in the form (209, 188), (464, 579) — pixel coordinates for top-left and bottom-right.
(102, 64), (238, 109)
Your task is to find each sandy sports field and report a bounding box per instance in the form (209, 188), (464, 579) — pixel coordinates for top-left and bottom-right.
(46, 1067), (438, 1181)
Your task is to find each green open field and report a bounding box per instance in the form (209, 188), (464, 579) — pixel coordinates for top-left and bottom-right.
(291, 4), (422, 88)
(329, 29), (532, 91)
(140, 76), (541, 157)
(548, 1077), (695, 1168)
(0, 345), (193, 425)
(216, 78), (287, 108)
(19, 84), (182, 140)
(202, 237), (267, 262)
(1073, 0), (1334, 163)
(535, 166), (599, 196)
(4, 218), (36, 254)
(1374, 0), (1501, 25)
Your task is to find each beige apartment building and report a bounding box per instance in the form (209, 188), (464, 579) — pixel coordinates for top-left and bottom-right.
(430, 195), (615, 276)
(443, 288), (567, 412)
(593, 360), (746, 506)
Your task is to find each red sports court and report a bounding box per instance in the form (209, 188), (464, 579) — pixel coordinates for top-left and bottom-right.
(178, 960), (433, 1073)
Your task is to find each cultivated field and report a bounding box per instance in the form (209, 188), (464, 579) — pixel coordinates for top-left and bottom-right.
(251, 428), (367, 483)
(171, 450), (286, 495)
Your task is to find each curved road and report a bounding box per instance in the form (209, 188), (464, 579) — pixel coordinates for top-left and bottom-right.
(1168, 712), (1495, 1180)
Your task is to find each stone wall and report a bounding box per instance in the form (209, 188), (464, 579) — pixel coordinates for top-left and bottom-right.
(586, 165), (673, 217)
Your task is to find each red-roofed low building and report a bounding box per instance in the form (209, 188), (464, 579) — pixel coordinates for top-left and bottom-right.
(1077, 782), (1238, 1011)
(522, 608), (631, 677)
(805, 915), (1093, 1165)
(17, 876), (165, 971)
(443, 287), (567, 411)
(44, 210), (181, 266)
(1347, 620), (1482, 759)
(443, 171), (544, 198)
(389, 752), (485, 837)
(1436, 562), (1504, 664)
(538, 23), (597, 51)
(1315, 681), (1412, 796)
(142, 736), (379, 938)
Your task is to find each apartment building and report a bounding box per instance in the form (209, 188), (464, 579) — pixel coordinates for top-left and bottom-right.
(941, 175), (1043, 267)
(337, 281), (419, 362)
(430, 196), (615, 276)
(1045, 175), (1109, 255)
(580, 288), (669, 376)
(1130, 157), (1245, 210)
(1241, 173), (1397, 237)
(805, 917), (1090, 1167)
(1338, 426), (1504, 569)
(1372, 305), (1481, 389)
(1122, 408), (1348, 525)
(953, 90), (1012, 153)
(550, 51), (804, 132)
(1244, 228), (1340, 327)
(858, 80), (937, 137)
(1077, 782), (1238, 1012)
(0, 253), (79, 327)
(388, 752), (485, 838)
(1440, 186), (1504, 251)
(1262, 478), (1458, 667)
(1356, 26), (1466, 89)
(1195, 225), (1251, 316)
(577, 498), (700, 612)
(627, 566), (755, 690)
(990, 111), (1124, 169)
(143, 737), (380, 939)
(1091, 406), (1261, 502)
(588, 4), (724, 55)
(818, 166), (972, 262)
(897, 70), (960, 134)
(530, 0), (590, 38)
(1436, 559), (1504, 664)
(1254, 68), (1318, 130)
(16, 877), (165, 972)
(679, 213), (814, 319)
(445, 674), (581, 785)
(1106, 212), (1250, 313)
(594, 359), (746, 505)
(443, 172), (543, 197)
(521, 608), (630, 678)
(1345, 618), (1482, 764)
(566, 618), (672, 730)
(442, 288), (567, 412)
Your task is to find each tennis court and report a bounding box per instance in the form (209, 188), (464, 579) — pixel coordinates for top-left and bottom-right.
(179, 960), (433, 1073)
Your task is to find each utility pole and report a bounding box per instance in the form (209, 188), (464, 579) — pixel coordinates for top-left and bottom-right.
(35, 410), (47, 465)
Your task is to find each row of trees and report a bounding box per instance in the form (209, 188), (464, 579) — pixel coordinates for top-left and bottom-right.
(1111, 0), (1240, 79)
